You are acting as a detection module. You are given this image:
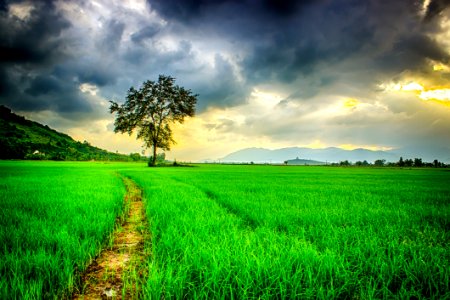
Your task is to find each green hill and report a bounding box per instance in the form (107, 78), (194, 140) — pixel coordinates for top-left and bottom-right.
(0, 105), (144, 161)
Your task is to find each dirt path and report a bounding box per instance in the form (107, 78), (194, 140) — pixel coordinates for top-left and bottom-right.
(73, 177), (149, 299)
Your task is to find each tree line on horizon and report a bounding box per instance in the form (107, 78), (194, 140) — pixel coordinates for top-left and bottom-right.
(335, 157), (447, 168)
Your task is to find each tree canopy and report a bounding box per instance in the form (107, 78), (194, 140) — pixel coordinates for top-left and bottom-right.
(109, 75), (197, 166)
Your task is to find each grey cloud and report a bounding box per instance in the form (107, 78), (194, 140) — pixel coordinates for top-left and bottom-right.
(240, 113), (320, 142)
(0, 1), (128, 114)
(0, 0), (70, 64)
(0, 0), (78, 114)
(150, 0), (380, 86)
(151, 0), (448, 106)
(25, 74), (64, 96)
(205, 118), (236, 133)
(69, 61), (118, 86)
(122, 38), (194, 68)
(375, 34), (450, 74)
(194, 54), (249, 110)
(131, 24), (162, 44)
(3, 68), (93, 114)
(9, 90), (92, 115)
(99, 19), (125, 51)
(4, 0), (448, 115)
(1, 59), (115, 114)
(0, 68), (18, 97)
(149, 0), (318, 23)
(235, 96), (450, 152)
(118, 39), (248, 111)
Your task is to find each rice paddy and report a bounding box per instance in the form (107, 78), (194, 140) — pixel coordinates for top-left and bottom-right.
(0, 161), (126, 298)
(1, 161), (449, 299)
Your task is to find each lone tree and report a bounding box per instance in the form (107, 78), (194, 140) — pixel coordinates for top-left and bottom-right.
(110, 75), (197, 166)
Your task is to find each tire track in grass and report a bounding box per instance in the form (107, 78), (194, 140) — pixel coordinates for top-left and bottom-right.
(72, 177), (149, 299)
(168, 176), (260, 230)
(162, 176), (258, 230)
(204, 188), (296, 234)
(203, 189), (259, 230)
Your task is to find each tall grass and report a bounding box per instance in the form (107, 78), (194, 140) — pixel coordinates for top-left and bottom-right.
(2, 162), (448, 298)
(0, 161), (126, 299)
(123, 165), (450, 299)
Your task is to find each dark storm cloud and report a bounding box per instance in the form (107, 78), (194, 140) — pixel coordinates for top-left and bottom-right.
(242, 1), (375, 77)
(0, 68), (17, 97)
(121, 39), (200, 81)
(0, 0), (90, 114)
(149, 0), (316, 22)
(149, 0), (449, 103)
(57, 61), (118, 87)
(147, 0), (362, 106)
(0, 0), (7, 11)
(0, 0), (118, 115)
(2, 0), (448, 116)
(25, 74), (64, 96)
(2, 66), (93, 114)
(374, 34), (450, 73)
(424, 0), (450, 22)
(0, 0), (70, 64)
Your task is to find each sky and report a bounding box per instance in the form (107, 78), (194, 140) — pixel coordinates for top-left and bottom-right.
(1, 0), (450, 161)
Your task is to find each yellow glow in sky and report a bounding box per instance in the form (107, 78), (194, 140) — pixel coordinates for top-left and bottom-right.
(401, 82), (424, 91)
(380, 80), (450, 104)
(379, 81), (425, 92)
(339, 144), (394, 151)
(342, 98), (359, 108)
(251, 89), (284, 107)
(419, 89), (450, 101)
(433, 64), (450, 71)
(304, 140), (326, 149)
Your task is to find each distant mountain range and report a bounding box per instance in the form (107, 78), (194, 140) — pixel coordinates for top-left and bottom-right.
(0, 105), (142, 161)
(219, 146), (450, 164)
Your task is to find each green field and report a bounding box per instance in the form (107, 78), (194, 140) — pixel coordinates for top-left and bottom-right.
(1, 161), (449, 299)
(0, 162), (127, 298)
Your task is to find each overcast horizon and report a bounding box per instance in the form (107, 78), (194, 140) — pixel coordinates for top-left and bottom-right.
(1, 0), (450, 161)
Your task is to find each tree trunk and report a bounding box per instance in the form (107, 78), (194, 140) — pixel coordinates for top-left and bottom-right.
(149, 144), (157, 167)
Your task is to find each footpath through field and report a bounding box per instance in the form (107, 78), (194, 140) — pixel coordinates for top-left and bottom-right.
(73, 177), (149, 299)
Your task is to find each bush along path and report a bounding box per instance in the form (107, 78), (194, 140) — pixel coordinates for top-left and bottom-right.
(73, 177), (150, 299)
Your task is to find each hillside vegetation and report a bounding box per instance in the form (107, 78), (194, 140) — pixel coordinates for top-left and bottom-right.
(0, 106), (143, 161)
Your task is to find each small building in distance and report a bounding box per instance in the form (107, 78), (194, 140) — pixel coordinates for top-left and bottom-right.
(285, 157), (326, 165)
